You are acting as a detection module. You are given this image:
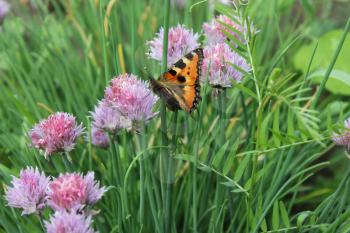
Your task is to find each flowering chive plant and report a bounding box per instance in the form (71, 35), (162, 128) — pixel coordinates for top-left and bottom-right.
(147, 24), (200, 67)
(29, 112), (84, 158)
(45, 211), (97, 233)
(332, 118), (350, 154)
(202, 43), (250, 87)
(90, 73), (158, 147)
(5, 167), (50, 215)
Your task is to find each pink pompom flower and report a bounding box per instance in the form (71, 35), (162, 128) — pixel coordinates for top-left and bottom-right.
(104, 74), (158, 126)
(29, 112), (84, 158)
(203, 14), (247, 45)
(147, 24), (200, 67)
(332, 119), (350, 154)
(47, 172), (106, 211)
(202, 43), (250, 87)
(45, 211), (97, 233)
(5, 167), (50, 215)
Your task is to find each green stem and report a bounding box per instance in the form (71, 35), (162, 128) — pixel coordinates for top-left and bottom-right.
(37, 212), (45, 232)
(311, 17), (350, 108)
(161, 0), (171, 231)
(63, 152), (73, 172)
(165, 112), (177, 233)
(139, 124), (146, 227)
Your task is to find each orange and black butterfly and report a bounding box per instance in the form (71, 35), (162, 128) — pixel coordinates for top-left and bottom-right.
(150, 48), (204, 113)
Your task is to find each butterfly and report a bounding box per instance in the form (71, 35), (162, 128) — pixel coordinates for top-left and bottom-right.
(150, 48), (204, 113)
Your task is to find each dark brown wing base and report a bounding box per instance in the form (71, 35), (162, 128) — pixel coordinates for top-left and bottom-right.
(150, 79), (181, 111)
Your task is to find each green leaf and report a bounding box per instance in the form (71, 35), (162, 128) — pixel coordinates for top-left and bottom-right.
(294, 30), (350, 95)
(279, 201), (291, 228)
(272, 201), (280, 230)
(308, 69), (350, 96)
(297, 211), (313, 228)
(234, 155), (250, 182)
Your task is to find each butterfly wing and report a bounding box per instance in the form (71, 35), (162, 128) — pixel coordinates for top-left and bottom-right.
(151, 48), (203, 113)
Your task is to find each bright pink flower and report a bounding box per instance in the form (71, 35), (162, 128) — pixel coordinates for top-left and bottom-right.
(203, 15), (246, 45)
(45, 211), (97, 233)
(47, 172), (106, 211)
(147, 24), (200, 67)
(332, 119), (350, 153)
(5, 167), (49, 215)
(104, 74), (158, 125)
(30, 112), (84, 158)
(202, 43), (250, 87)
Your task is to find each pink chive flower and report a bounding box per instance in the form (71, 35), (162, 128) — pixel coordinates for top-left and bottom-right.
(203, 15), (247, 45)
(90, 126), (109, 148)
(5, 167), (50, 215)
(0, 0), (10, 24)
(47, 172), (106, 211)
(104, 74), (158, 126)
(202, 43), (250, 87)
(45, 211), (97, 233)
(30, 112), (84, 158)
(332, 119), (350, 153)
(147, 24), (200, 67)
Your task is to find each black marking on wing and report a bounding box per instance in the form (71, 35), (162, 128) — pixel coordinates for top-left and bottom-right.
(185, 52), (194, 60)
(174, 59), (186, 69)
(169, 69), (177, 76)
(177, 76), (186, 83)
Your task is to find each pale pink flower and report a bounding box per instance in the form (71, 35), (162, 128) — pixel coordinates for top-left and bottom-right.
(90, 126), (109, 148)
(47, 172), (106, 211)
(91, 100), (132, 133)
(104, 74), (158, 126)
(147, 24), (200, 67)
(5, 167), (50, 215)
(45, 211), (97, 233)
(202, 43), (250, 87)
(0, 0), (10, 23)
(30, 112), (84, 158)
(203, 14), (246, 45)
(332, 119), (350, 153)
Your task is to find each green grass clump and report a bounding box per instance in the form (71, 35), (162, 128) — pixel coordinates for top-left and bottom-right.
(0, 0), (350, 232)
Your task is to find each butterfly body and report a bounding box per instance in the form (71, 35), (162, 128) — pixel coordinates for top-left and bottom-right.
(151, 48), (203, 113)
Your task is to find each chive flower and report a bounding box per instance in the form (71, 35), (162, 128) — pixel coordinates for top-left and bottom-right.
(147, 24), (200, 67)
(45, 211), (97, 233)
(5, 167), (50, 215)
(90, 126), (109, 148)
(203, 14), (247, 45)
(29, 112), (84, 158)
(0, 0), (10, 24)
(47, 172), (106, 211)
(103, 74), (158, 128)
(202, 43), (250, 87)
(332, 119), (350, 154)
